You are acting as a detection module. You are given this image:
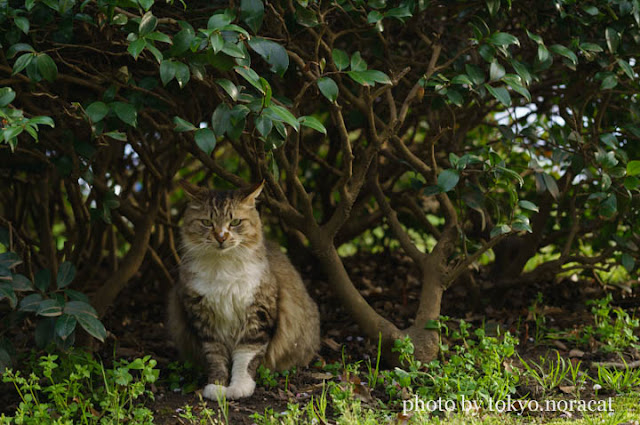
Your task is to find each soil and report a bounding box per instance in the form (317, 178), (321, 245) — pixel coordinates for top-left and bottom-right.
(2, 249), (639, 424)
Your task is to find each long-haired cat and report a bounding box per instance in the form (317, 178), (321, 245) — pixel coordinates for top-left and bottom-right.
(167, 180), (320, 400)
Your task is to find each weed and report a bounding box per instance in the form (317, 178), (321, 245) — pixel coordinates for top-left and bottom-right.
(166, 360), (201, 394)
(585, 294), (640, 353)
(380, 319), (520, 409)
(364, 332), (382, 389)
(591, 363), (640, 394)
(1, 351), (158, 424)
(519, 351), (572, 396)
(256, 364), (279, 390)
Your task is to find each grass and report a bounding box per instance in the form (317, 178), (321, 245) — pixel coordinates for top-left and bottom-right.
(2, 302), (640, 425)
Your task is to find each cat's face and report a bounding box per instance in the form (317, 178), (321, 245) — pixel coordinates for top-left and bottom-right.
(181, 182), (264, 254)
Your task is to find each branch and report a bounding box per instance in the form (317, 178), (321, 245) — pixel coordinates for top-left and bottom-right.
(372, 177), (425, 265)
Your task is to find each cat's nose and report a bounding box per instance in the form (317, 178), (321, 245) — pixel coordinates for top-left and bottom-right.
(213, 230), (228, 244)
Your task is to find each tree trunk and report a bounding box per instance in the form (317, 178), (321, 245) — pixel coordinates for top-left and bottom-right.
(308, 229), (443, 365)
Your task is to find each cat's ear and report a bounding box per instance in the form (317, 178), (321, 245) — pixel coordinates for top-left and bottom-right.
(179, 179), (209, 201)
(240, 180), (264, 207)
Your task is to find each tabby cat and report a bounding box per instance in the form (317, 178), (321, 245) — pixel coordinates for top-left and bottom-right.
(167, 180), (320, 400)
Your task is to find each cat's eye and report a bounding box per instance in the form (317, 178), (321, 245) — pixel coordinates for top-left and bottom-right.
(230, 218), (242, 226)
(200, 219), (213, 227)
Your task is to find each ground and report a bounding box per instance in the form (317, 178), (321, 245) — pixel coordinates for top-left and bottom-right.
(2, 250), (639, 424)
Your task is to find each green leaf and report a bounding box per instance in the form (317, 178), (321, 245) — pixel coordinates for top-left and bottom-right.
(385, 6), (412, 20)
(209, 32), (224, 53)
(542, 173), (559, 199)
(465, 64), (485, 85)
(437, 169), (460, 192)
(617, 59), (634, 80)
(317, 77), (338, 102)
(550, 44), (577, 65)
(104, 131), (127, 141)
(29, 116), (54, 127)
(255, 114), (272, 137)
(367, 11), (383, 23)
(0, 88), (16, 107)
(248, 38), (289, 76)
(139, 11), (158, 36)
(240, 0), (264, 33)
(64, 300), (98, 318)
(55, 314), (77, 340)
(7, 43), (35, 59)
(211, 103), (232, 136)
(484, 84), (511, 107)
(490, 224), (511, 238)
(451, 74), (473, 85)
(3, 126), (23, 143)
(621, 253), (635, 272)
(347, 70), (391, 86)
(76, 314), (107, 342)
(215, 79), (239, 101)
(234, 66), (264, 94)
(56, 261), (75, 289)
(598, 194), (617, 219)
(208, 11), (234, 30)
(35, 269), (51, 292)
(446, 88), (463, 106)
(488, 32), (519, 47)
(11, 274), (34, 291)
(14, 16), (30, 34)
(160, 60), (177, 86)
(221, 41), (246, 58)
(111, 102), (137, 127)
(518, 200), (539, 212)
(0, 284), (17, 309)
(580, 42), (603, 53)
(350, 51), (367, 71)
(497, 165), (524, 186)
(512, 219), (532, 233)
(268, 105), (300, 131)
(606, 27), (620, 53)
(627, 160), (640, 176)
(502, 75), (531, 101)
(37, 299), (63, 317)
(12, 53), (34, 75)
(624, 175), (639, 191)
(146, 31), (172, 45)
(194, 128), (217, 155)
(112, 13), (128, 25)
(173, 116), (197, 132)
(128, 38), (147, 59)
(332, 48), (349, 71)
(600, 74), (618, 90)
(138, 0), (153, 11)
(510, 60), (532, 86)
(489, 61), (505, 81)
(298, 116), (327, 134)
(486, 0), (500, 16)
(526, 30), (543, 45)
(174, 62), (190, 88)
(537, 44), (550, 62)
(19, 293), (43, 312)
(86, 101), (109, 122)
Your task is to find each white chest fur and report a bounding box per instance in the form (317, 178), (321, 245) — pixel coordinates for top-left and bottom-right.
(186, 251), (266, 332)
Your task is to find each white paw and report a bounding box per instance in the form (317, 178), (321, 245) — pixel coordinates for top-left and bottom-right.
(225, 378), (256, 399)
(202, 383), (226, 401)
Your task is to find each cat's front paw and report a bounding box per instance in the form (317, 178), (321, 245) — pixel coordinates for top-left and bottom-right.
(225, 378), (256, 399)
(202, 383), (227, 401)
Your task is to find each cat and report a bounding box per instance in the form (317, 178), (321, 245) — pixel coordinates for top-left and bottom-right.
(167, 180), (320, 400)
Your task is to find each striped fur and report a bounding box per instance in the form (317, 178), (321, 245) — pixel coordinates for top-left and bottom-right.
(167, 182), (320, 399)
